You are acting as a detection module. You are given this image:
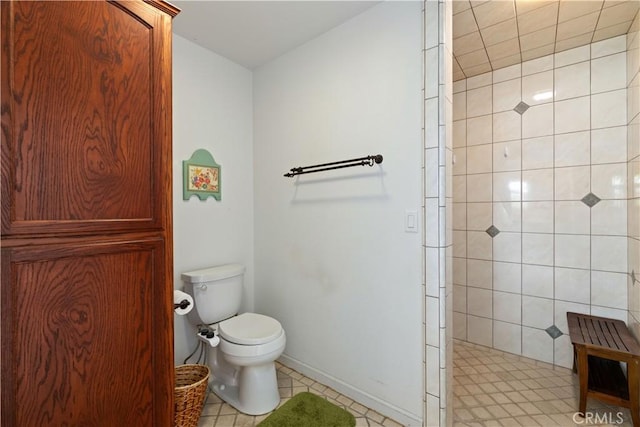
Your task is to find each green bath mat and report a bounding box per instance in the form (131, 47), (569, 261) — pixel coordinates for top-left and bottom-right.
(258, 392), (356, 427)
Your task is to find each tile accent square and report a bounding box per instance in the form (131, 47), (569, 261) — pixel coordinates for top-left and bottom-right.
(580, 192), (601, 208)
(485, 225), (500, 238)
(545, 325), (563, 339)
(513, 101), (530, 115)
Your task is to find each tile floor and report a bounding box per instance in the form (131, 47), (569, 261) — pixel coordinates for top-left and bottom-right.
(195, 340), (636, 427)
(453, 340), (634, 427)
(196, 362), (404, 427)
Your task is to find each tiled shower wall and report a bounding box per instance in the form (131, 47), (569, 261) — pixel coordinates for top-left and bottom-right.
(628, 13), (640, 340)
(423, 0), (453, 426)
(452, 35), (631, 369)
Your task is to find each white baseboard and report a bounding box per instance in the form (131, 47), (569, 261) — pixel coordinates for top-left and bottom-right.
(278, 354), (422, 427)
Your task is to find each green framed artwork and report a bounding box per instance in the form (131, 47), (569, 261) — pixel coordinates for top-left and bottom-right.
(183, 149), (221, 201)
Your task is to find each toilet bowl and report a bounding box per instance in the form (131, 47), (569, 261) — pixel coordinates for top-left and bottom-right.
(181, 264), (287, 415)
(212, 313), (286, 415)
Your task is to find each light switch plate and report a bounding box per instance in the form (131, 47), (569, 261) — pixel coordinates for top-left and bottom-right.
(405, 210), (418, 233)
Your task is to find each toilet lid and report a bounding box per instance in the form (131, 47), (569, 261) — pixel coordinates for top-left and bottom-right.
(219, 313), (283, 345)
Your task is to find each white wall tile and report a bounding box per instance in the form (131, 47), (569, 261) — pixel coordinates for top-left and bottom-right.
(467, 287), (493, 318)
(522, 103), (554, 138)
(590, 306), (628, 322)
(522, 55), (554, 76)
(554, 61), (590, 101)
(467, 115), (493, 146)
(555, 201), (590, 234)
(426, 345), (440, 395)
(523, 70), (554, 106)
(494, 291), (521, 323)
(555, 267), (590, 304)
(493, 140), (522, 172)
(466, 172), (492, 202)
(453, 91), (467, 120)
(522, 295), (554, 329)
(467, 259), (493, 289)
(467, 85), (492, 117)
(453, 119), (466, 148)
(591, 34), (626, 59)
(591, 235), (628, 272)
(555, 45), (590, 68)
(555, 234), (591, 269)
(466, 144), (493, 174)
(493, 63), (521, 83)
(467, 71), (492, 90)
(493, 232), (521, 263)
(591, 126), (627, 164)
(453, 312), (467, 340)
(493, 111), (522, 142)
(522, 169), (553, 201)
(555, 96), (591, 134)
(453, 230), (467, 257)
(522, 136), (554, 170)
(426, 296), (440, 346)
(554, 166), (590, 200)
(591, 270), (628, 309)
(467, 202), (492, 231)
(591, 199), (627, 236)
(493, 78), (521, 113)
(591, 52), (627, 93)
(452, 256), (466, 287)
(522, 201), (554, 233)
(522, 233), (554, 266)
(453, 284), (467, 312)
(522, 326), (554, 363)
(554, 131), (590, 167)
(493, 320), (522, 355)
(453, 175), (466, 202)
(522, 264), (554, 298)
(467, 315), (492, 347)
(493, 261), (521, 293)
(591, 162), (627, 200)
(493, 201), (522, 232)
(591, 89), (627, 129)
(453, 202), (466, 230)
(467, 230), (493, 260)
(453, 79), (467, 94)
(554, 335), (574, 368)
(453, 147), (467, 176)
(493, 171), (522, 202)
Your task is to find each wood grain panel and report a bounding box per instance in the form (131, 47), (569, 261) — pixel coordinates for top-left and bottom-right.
(2, 238), (172, 426)
(1, 1), (172, 236)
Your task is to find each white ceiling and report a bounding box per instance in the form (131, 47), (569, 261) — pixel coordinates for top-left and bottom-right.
(171, 0), (640, 77)
(171, 1), (380, 69)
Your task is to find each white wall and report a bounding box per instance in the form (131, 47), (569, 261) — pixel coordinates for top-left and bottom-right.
(172, 35), (254, 365)
(253, 2), (423, 424)
(627, 12), (640, 340)
(452, 35), (630, 368)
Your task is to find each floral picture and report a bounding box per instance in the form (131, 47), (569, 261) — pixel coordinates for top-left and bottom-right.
(188, 165), (219, 192)
(183, 149), (221, 201)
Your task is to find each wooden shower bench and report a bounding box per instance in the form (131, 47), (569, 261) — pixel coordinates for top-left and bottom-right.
(567, 312), (640, 427)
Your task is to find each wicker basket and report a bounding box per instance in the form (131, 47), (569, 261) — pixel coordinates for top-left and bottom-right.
(174, 364), (210, 427)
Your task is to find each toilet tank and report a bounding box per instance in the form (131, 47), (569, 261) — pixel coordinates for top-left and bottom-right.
(181, 264), (245, 325)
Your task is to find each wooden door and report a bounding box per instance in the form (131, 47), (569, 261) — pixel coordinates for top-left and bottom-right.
(1, 237), (172, 426)
(1, 1), (178, 425)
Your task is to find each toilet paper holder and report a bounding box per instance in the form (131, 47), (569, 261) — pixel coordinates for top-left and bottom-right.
(174, 299), (191, 310)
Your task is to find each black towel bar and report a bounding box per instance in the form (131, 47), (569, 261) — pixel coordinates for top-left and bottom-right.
(284, 154), (383, 177)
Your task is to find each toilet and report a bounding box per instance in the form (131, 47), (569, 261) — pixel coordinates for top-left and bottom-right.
(181, 264), (286, 415)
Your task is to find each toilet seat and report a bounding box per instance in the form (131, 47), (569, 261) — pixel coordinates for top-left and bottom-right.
(219, 313), (282, 345)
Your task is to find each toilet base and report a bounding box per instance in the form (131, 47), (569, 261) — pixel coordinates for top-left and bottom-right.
(210, 363), (280, 415)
